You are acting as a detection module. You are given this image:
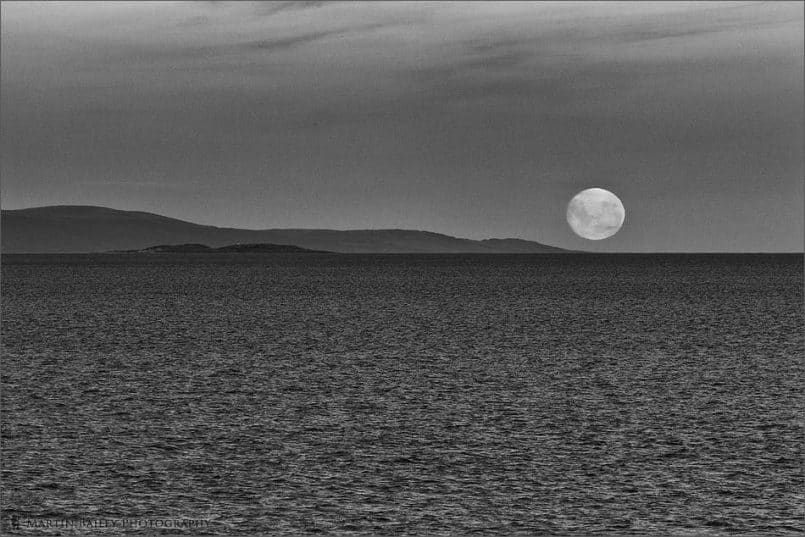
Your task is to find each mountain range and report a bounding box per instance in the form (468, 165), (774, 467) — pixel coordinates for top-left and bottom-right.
(1, 206), (569, 254)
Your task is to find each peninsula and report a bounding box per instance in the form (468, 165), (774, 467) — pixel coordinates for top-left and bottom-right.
(115, 243), (330, 254)
(1, 206), (570, 254)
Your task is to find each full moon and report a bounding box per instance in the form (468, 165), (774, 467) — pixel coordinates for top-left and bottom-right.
(566, 188), (625, 240)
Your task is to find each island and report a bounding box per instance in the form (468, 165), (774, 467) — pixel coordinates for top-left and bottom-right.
(2, 206), (570, 254)
(114, 243), (331, 254)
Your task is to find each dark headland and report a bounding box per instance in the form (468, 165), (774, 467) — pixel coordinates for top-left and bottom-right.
(115, 243), (330, 254)
(1, 206), (570, 254)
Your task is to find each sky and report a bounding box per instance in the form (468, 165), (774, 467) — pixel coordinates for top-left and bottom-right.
(1, 1), (802, 252)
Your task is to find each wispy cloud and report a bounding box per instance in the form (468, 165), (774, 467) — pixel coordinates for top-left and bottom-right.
(249, 21), (403, 52)
(230, 1), (336, 18)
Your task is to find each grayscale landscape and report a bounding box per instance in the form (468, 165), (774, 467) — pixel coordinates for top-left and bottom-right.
(1, 2), (802, 535)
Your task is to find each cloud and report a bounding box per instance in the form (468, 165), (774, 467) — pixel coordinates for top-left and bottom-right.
(249, 21), (403, 52)
(247, 1), (336, 18)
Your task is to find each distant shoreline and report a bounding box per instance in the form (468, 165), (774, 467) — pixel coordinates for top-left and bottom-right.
(0, 205), (570, 254)
(0, 250), (805, 257)
(110, 243), (331, 254)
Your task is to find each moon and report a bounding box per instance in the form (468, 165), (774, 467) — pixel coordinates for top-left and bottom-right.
(567, 188), (625, 240)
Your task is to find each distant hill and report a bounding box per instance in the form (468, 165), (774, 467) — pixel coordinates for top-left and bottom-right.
(1, 205), (570, 254)
(116, 243), (329, 254)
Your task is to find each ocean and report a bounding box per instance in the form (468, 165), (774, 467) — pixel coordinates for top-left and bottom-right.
(1, 254), (802, 535)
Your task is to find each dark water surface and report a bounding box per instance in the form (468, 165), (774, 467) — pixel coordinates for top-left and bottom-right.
(2, 254), (803, 535)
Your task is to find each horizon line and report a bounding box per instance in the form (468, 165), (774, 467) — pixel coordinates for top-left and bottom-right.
(2, 204), (803, 254)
